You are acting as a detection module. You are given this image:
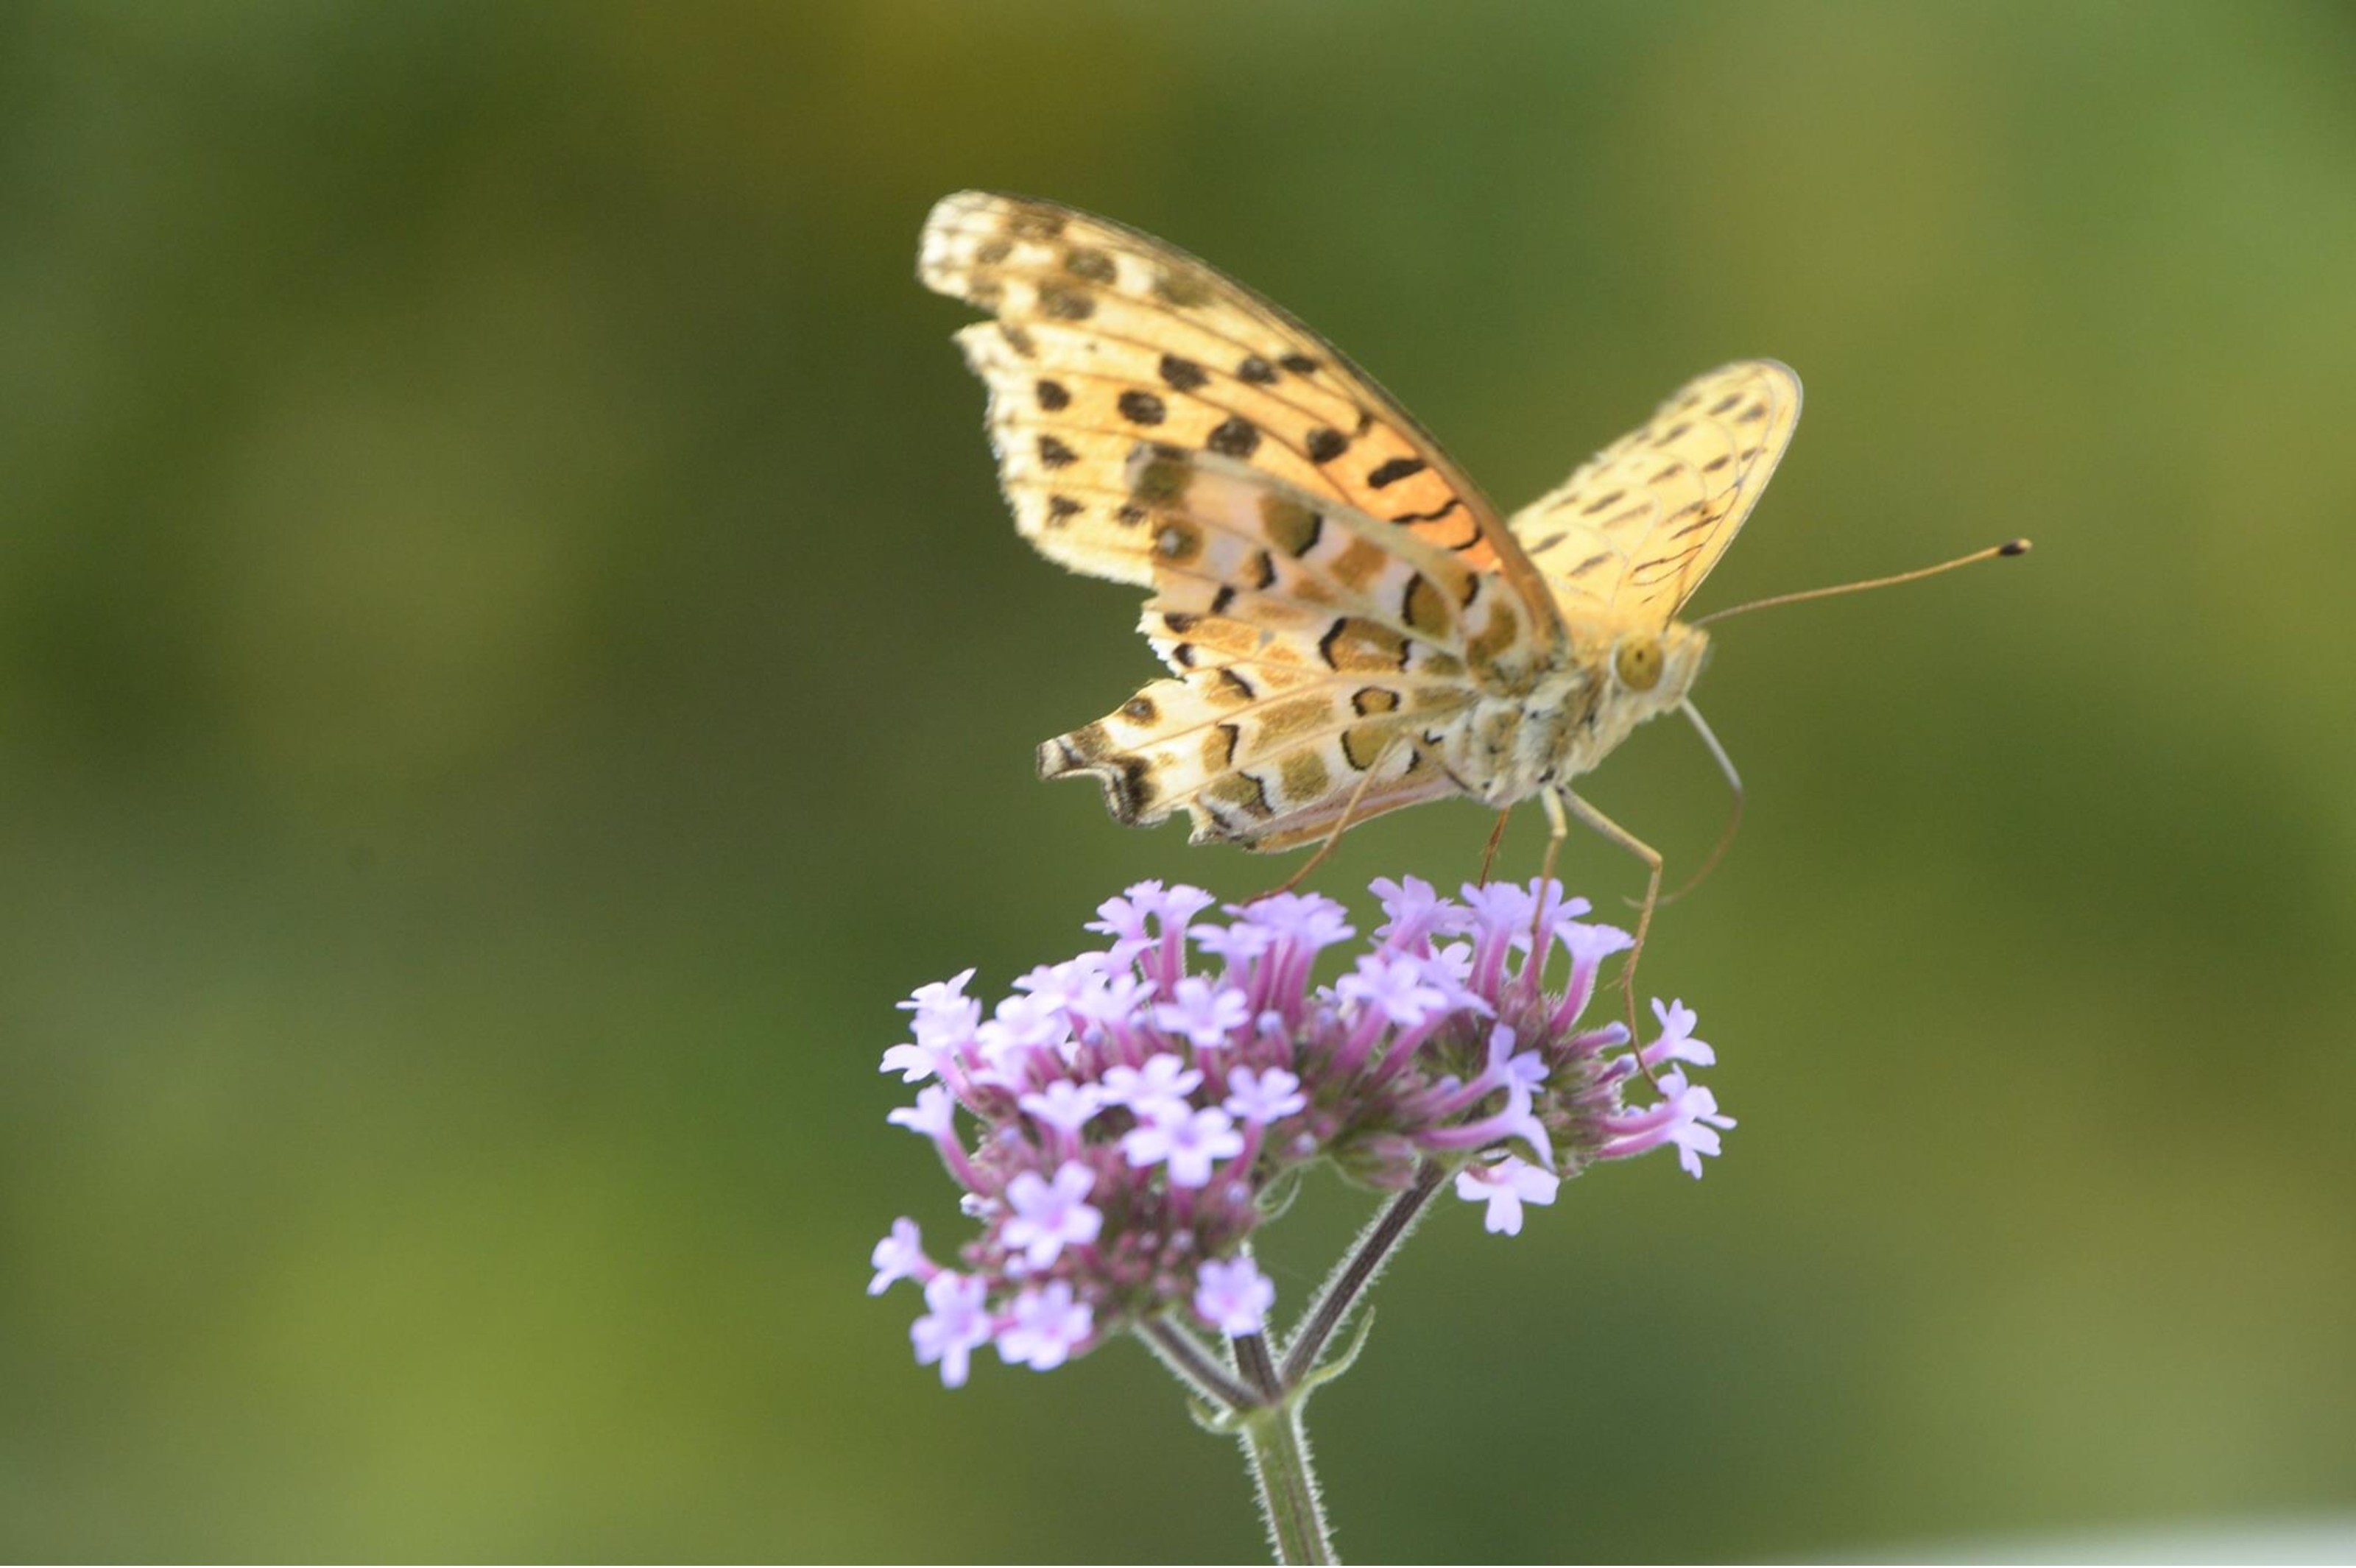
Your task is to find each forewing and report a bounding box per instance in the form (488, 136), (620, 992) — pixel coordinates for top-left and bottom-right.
(1038, 449), (1528, 850)
(1507, 361), (1802, 626)
(919, 191), (1563, 646)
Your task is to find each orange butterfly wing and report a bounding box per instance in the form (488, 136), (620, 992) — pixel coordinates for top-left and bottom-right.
(919, 191), (1563, 649)
(1507, 361), (1802, 627)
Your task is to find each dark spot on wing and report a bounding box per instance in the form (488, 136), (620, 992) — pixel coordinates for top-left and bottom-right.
(1259, 496), (1321, 557)
(1159, 353), (1209, 392)
(1038, 284), (1094, 322)
(1006, 209), (1066, 241)
(1154, 267), (1216, 308)
(1208, 417), (1261, 459)
(1063, 247), (1117, 283)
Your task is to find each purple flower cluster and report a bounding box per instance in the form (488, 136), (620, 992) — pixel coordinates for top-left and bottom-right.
(871, 876), (1732, 1385)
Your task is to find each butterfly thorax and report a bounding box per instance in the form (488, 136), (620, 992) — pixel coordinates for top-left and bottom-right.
(1436, 620), (1710, 806)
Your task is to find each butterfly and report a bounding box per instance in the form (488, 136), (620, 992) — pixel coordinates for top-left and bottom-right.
(917, 190), (1800, 944)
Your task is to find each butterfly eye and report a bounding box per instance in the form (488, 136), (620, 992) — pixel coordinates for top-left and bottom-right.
(1614, 635), (1665, 692)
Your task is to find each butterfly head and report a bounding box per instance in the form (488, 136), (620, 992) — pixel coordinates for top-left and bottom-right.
(1608, 621), (1711, 713)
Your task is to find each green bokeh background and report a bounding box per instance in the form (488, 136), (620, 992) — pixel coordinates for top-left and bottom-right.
(6, 2), (2355, 1560)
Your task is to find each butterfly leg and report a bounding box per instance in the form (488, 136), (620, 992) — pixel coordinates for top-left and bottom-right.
(1649, 700), (1742, 910)
(1559, 788), (1665, 1071)
(1475, 809), (1512, 888)
(1531, 790), (1572, 983)
(1259, 735), (1411, 899)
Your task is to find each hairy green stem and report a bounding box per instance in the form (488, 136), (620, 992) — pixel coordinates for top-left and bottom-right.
(1237, 1396), (1333, 1565)
(1140, 1316), (1262, 1412)
(1146, 1165), (1450, 1563)
(1282, 1162), (1445, 1385)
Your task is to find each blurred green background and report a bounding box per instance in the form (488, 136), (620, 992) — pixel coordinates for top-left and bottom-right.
(5, 1), (2355, 1560)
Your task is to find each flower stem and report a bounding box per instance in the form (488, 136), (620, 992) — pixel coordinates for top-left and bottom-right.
(1236, 1396), (1333, 1565)
(1232, 1330), (1284, 1402)
(1281, 1161), (1445, 1385)
(1139, 1316), (1263, 1412)
(1148, 1166), (1447, 1564)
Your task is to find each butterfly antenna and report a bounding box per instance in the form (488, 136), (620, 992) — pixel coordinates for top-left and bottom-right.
(1645, 702), (1741, 910)
(1690, 539), (2031, 627)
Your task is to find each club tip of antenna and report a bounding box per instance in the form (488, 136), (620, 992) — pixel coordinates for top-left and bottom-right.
(1999, 538), (2033, 557)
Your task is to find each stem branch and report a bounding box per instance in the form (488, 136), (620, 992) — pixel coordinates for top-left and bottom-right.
(1281, 1161), (1446, 1385)
(1140, 1317), (1263, 1412)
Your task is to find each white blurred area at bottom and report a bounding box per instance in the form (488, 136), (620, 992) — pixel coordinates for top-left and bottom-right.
(1864, 1513), (2356, 1564)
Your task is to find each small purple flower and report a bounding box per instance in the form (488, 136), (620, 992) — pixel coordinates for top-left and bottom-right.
(1242, 891), (1354, 953)
(1335, 953), (1453, 1028)
(1661, 1072), (1735, 1178)
(869, 1218), (930, 1294)
(898, 968), (977, 1023)
(884, 970), (983, 1082)
(1118, 880), (1216, 928)
(1086, 883), (1160, 953)
(1001, 1161), (1103, 1267)
(1123, 1103), (1244, 1188)
(1194, 1254), (1276, 1335)
(1091, 880), (1216, 984)
(879, 1037), (947, 1084)
(1193, 919), (1276, 967)
(981, 990), (1070, 1056)
(1559, 918), (1634, 969)
(1019, 1078), (1107, 1134)
(1224, 1065), (1307, 1126)
(1369, 874), (1461, 949)
(997, 1282), (1094, 1371)
(1644, 998), (1715, 1069)
(1454, 1156), (1560, 1235)
(911, 1271), (995, 1388)
(1488, 1023), (1550, 1097)
(1598, 1067), (1736, 1178)
(1101, 1053), (1202, 1120)
(1456, 880), (1537, 943)
(887, 1084), (956, 1140)
(1153, 976), (1251, 1050)
(1068, 970), (1152, 1026)
(1010, 953), (1112, 1013)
